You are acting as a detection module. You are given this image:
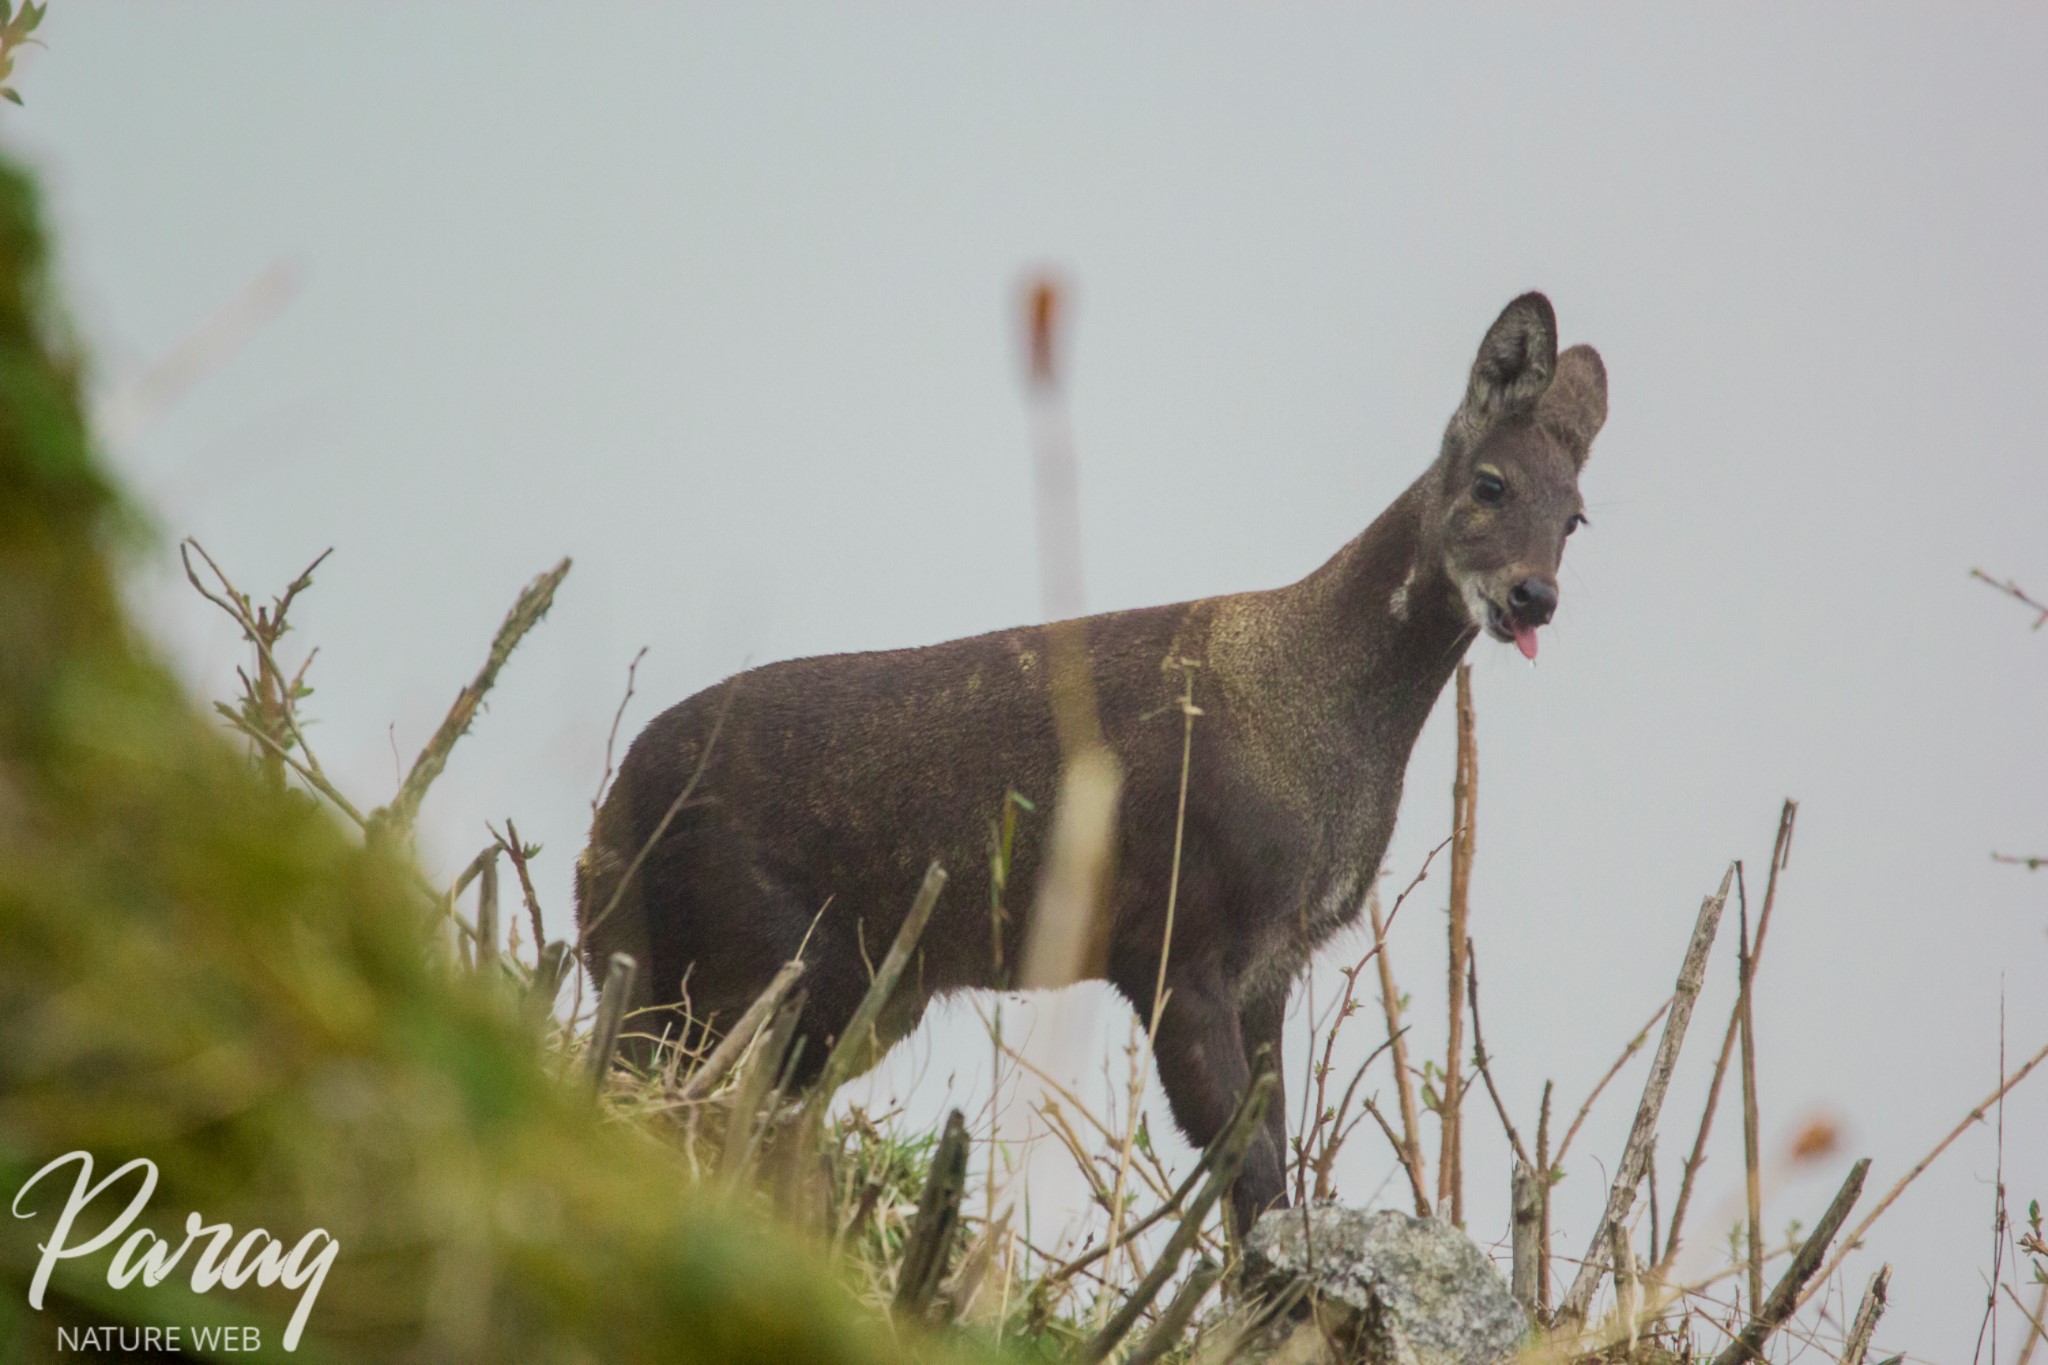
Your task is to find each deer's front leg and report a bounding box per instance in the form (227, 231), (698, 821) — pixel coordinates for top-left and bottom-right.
(1150, 967), (1286, 1235)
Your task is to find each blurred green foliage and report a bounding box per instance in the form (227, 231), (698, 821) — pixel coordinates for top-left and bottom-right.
(0, 151), (986, 1364)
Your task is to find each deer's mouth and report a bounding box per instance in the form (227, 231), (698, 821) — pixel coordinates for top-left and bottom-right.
(1483, 600), (1543, 661)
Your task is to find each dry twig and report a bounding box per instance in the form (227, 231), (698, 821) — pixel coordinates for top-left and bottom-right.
(1663, 799), (1797, 1271)
(593, 645), (648, 816)
(579, 677), (738, 950)
(1296, 834), (1450, 1204)
(1840, 1264), (1891, 1365)
(1369, 883), (1432, 1217)
(1798, 1037), (2048, 1316)
(1711, 1157), (1870, 1365)
(675, 958), (807, 1104)
(1558, 866), (1732, 1321)
(1512, 1160), (1542, 1313)
(1104, 660), (1202, 1278)
(1441, 663), (1477, 1225)
(491, 818), (547, 955)
(811, 862), (947, 1101)
(895, 1109), (970, 1320)
(586, 951), (638, 1090)
(1126, 1259), (1222, 1365)
(374, 557), (571, 836)
(1075, 1074), (1277, 1365)
(1466, 944), (1530, 1167)
(1555, 995), (1674, 1168)
(2006, 1281), (2048, 1365)
(1972, 567), (2048, 629)
(1737, 878), (1764, 1314)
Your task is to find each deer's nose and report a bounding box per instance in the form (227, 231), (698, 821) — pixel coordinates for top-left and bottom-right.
(1507, 577), (1558, 625)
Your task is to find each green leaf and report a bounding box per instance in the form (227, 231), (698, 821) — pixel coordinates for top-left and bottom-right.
(2030, 1197), (2041, 1227)
(23, 2), (43, 32)
(0, 3), (14, 31)
(1420, 1083), (1440, 1112)
(1, 87), (20, 107)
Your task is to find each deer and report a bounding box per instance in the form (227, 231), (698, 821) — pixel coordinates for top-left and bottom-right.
(576, 291), (1608, 1233)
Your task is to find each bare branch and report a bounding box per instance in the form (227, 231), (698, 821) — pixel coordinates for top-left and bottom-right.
(1663, 799), (1796, 1271)
(1368, 883), (1431, 1218)
(1971, 567), (2048, 629)
(1711, 1158), (1870, 1365)
(1799, 1036), (2048, 1316)
(1441, 663), (1477, 1225)
(674, 958), (806, 1104)
(578, 676), (738, 950)
(1075, 1074), (1277, 1365)
(811, 862), (947, 1100)
(592, 645), (648, 818)
(1558, 865), (1732, 1321)
(374, 557), (571, 836)
(492, 818), (547, 956)
(1466, 943), (1530, 1168)
(1840, 1264), (1891, 1365)
(1554, 995), (1673, 1168)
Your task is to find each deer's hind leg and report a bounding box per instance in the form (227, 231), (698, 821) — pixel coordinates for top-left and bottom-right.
(1240, 983), (1292, 1208)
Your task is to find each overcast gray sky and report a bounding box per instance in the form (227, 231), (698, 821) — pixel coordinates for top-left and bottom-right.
(17, 7), (2048, 1358)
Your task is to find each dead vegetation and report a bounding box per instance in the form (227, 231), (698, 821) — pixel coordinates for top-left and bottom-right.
(5, 140), (2042, 1357)
(142, 283), (2048, 1365)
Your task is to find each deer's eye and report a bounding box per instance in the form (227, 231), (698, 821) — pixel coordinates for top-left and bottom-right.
(1566, 513), (1587, 536)
(1473, 471), (1506, 505)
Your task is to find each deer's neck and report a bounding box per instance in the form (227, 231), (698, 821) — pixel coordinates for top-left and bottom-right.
(1275, 474), (1475, 740)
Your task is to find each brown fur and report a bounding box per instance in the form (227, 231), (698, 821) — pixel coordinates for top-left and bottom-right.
(577, 292), (1609, 1229)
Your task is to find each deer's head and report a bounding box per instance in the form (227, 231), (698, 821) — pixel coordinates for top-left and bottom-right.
(1432, 293), (1608, 660)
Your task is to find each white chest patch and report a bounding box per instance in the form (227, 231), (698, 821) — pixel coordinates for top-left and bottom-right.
(1388, 563), (1418, 621)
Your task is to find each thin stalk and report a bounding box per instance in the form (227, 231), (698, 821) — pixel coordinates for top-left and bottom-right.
(1738, 884), (1764, 1314)
(1536, 1079), (1554, 1314)
(1663, 799), (1797, 1271)
(1711, 1158), (1870, 1365)
(812, 862), (947, 1100)
(586, 951), (638, 1090)
(1125, 1260), (1222, 1365)
(895, 1109), (971, 1320)
(1368, 885), (1431, 1217)
(1798, 1037), (2048, 1317)
(376, 558), (571, 835)
(2007, 1281), (2048, 1365)
(1074, 1075), (1276, 1365)
(675, 958), (806, 1103)
(1558, 866), (1731, 1321)
(1104, 661), (1201, 1279)
(1467, 945), (1529, 1166)
(1441, 663), (1476, 1225)
(1840, 1264), (1891, 1365)
(1555, 996), (1674, 1167)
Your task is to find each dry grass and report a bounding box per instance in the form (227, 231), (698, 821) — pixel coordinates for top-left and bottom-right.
(5, 146), (2044, 1365)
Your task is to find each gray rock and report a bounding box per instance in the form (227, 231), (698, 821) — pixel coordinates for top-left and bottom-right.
(1230, 1205), (1528, 1365)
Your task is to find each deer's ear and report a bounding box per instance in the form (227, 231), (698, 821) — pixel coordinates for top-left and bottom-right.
(1539, 344), (1608, 469)
(1460, 292), (1558, 426)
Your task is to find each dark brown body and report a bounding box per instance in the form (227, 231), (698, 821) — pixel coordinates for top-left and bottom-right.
(578, 293), (1608, 1230)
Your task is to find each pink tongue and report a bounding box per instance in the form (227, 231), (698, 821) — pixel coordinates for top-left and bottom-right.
(1512, 622), (1540, 661)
